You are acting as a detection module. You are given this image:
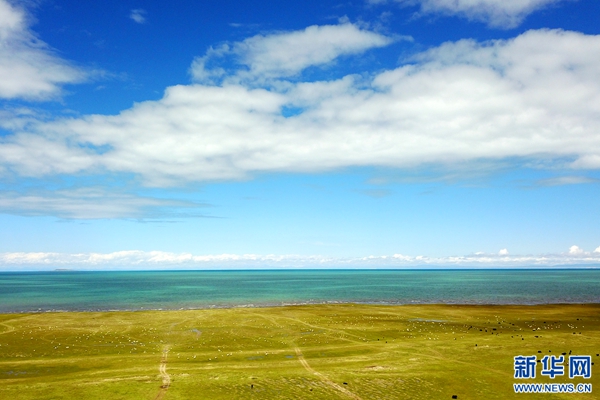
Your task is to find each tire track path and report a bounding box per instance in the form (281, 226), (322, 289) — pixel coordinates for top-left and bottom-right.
(154, 346), (171, 400)
(294, 347), (362, 400)
(0, 322), (16, 335)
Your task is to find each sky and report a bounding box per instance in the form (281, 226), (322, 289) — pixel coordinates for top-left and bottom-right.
(1, 0), (600, 270)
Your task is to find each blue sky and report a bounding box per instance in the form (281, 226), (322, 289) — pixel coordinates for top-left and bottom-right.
(1, 0), (600, 269)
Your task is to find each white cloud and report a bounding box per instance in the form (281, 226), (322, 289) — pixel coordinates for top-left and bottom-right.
(191, 23), (394, 81)
(189, 45), (229, 84)
(0, 0), (86, 100)
(1, 249), (599, 270)
(129, 9), (146, 24)
(379, 0), (565, 28)
(0, 188), (208, 219)
(569, 245), (583, 255)
(0, 251), (332, 268)
(536, 176), (599, 186)
(595, 246), (600, 253)
(233, 23), (393, 78)
(499, 248), (509, 255)
(0, 0), (21, 38)
(1, 28), (600, 189)
(570, 154), (600, 169)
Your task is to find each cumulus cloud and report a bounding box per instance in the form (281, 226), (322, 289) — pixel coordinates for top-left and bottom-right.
(569, 245), (584, 255)
(1, 249), (599, 270)
(232, 23), (393, 78)
(2, 28), (599, 188)
(129, 9), (146, 24)
(498, 248), (509, 255)
(191, 23), (394, 82)
(0, 0), (86, 100)
(189, 45), (228, 84)
(375, 0), (565, 28)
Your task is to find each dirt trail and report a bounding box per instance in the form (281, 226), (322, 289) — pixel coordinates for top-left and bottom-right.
(154, 346), (171, 400)
(0, 322), (16, 335)
(294, 347), (362, 400)
(276, 315), (367, 344)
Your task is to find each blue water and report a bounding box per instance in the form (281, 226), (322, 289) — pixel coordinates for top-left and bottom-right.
(0, 269), (599, 313)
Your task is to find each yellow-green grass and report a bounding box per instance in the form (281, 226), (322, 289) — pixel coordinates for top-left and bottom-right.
(1, 304), (598, 399)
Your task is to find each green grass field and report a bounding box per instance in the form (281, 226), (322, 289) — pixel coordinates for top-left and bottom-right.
(0, 304), (598, 399)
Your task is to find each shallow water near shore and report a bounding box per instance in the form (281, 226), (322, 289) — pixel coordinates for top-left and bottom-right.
(1, 269), (599, 313)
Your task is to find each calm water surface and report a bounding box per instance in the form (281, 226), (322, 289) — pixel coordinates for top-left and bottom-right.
(1, 269), (599, 313)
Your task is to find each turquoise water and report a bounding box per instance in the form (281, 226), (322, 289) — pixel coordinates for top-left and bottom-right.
(0, 269), (599, 313)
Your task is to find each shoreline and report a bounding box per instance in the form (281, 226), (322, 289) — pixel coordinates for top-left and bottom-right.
(3, 300), (600, 315)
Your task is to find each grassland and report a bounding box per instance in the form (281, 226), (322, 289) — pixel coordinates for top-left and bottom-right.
(0, 304), (598, 399)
